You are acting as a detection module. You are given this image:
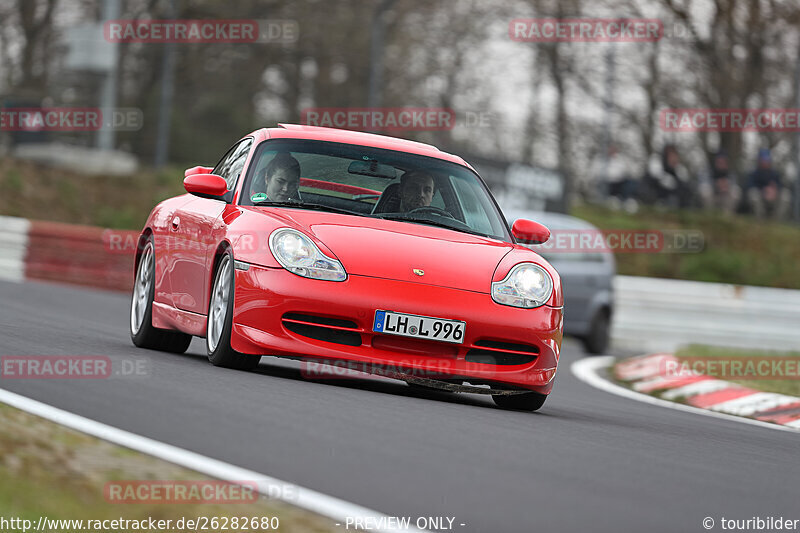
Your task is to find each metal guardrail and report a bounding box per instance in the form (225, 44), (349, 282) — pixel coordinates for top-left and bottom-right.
(612, 275), (800, 353)
(0, 215), (134, 291)
(0, 216), (29, 282)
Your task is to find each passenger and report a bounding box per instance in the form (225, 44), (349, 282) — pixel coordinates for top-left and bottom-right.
(399, 170), (435, 212)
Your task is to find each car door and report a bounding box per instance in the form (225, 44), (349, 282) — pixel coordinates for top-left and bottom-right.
(168, 138), (253, 314)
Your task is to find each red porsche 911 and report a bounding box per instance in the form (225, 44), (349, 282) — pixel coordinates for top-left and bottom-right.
(130, 124), (563, 411)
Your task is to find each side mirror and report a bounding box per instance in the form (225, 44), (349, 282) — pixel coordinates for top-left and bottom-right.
(184, 165), (213, 178)
(511, 219), (550, 245)
(184, 173), (228, 198)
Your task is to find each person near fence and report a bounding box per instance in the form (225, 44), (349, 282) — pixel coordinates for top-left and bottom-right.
(746, 149), (791, 220)
(699, 151), (741, 216)
(643, 144), (693, 208)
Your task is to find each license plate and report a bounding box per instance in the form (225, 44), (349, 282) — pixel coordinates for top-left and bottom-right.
(373, 310), (465, 344)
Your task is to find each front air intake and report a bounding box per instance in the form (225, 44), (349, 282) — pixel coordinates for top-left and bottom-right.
(465, 340), (539, 366)
(281, 313), (362, 347)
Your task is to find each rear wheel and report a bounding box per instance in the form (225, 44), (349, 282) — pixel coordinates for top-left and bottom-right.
(492, 392), (547, 412)
(130, 237), (192, 353)
(206, 251), (261, 370)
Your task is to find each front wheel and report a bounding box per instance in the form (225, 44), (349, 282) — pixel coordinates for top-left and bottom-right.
(492, 392), (547, 411)
(130, 237), (192, 353)
(206, 250), (261, 370)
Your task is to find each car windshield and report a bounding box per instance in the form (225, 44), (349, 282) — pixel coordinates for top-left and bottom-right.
(239, 139), (511, 241)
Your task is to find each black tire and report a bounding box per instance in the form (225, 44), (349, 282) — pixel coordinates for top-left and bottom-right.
(206, 250), (261, 370)
(130, 236), (192, 353)
(582, 308), (610, 355)
(492, 392), (547, 411)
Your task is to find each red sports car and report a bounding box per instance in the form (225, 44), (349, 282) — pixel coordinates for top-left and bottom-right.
(130, 124), (563, 411)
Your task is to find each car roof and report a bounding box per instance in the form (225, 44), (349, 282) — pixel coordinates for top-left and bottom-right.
(248, 124), (475, 171)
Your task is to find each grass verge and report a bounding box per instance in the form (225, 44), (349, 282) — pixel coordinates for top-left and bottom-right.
(0, 403), (341, 532)
(0, 158), (186, 230)
(573, 204), (800, 289)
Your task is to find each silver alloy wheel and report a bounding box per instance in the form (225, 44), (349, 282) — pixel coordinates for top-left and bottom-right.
(207, 255), (232, 353)
(130, 243), (153, 335)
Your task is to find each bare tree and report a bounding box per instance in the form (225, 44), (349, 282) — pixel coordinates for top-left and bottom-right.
(16, 0), (59, 94)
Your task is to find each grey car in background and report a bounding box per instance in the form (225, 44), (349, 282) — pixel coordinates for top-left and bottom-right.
(503, 209), (615, 354)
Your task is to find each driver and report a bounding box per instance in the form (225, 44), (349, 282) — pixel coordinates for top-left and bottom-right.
(256, 152), (301, 202)
(399, 170), (435, 212)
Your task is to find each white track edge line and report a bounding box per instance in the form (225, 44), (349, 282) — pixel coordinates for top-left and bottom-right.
(570, 356), (800, 434)
(0, 387), (428, 533)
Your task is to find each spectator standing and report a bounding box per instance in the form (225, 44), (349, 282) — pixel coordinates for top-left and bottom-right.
(644, 144), (693, 208)
(746, 149), (791, 220)
(699, 151), (741, 216)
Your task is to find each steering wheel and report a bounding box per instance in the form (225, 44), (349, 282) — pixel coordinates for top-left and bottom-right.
(407, 206), (456, 219)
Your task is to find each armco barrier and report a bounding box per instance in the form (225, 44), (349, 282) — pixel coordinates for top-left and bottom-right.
(612, 275), (800, 353)
(0, 216), (136, 292)
(1, 216), (799, 353)
(0, 216), (30, 282)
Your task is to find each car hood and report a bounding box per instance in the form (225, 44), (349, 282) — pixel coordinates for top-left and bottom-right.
(278, 210), (514, 292)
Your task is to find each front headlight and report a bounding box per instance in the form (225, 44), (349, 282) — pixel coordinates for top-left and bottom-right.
(491, 263), (553, 308)
(268, 228), (347, 281)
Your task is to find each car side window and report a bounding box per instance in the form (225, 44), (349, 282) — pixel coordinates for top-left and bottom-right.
(450, 175), (494, 235)
(213, 138), (253, 190)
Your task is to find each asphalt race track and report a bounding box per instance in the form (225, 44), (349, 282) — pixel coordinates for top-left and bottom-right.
(1, 279), (798, 533)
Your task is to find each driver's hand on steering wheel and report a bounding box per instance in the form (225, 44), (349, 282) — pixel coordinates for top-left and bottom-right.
(407, 206), (456, 219)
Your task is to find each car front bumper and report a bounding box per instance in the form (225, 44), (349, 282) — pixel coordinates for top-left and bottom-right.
(231, 264), (563, 394)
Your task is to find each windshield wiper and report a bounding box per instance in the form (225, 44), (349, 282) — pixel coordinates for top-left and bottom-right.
(374, 213), (491, 238)
(252, 200), (367, 217)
